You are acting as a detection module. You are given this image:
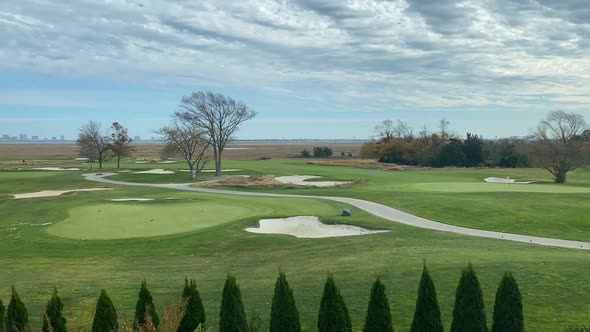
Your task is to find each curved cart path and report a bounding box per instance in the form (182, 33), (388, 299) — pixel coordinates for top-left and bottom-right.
(84, 173), (590, 251)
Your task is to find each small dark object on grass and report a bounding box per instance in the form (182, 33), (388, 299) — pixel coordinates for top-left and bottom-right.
(342, 209), (351, 217)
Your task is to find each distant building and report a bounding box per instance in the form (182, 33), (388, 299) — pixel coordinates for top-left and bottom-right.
(1, 134), (9, 140)
(134, 136), (141, 142)
(31, 136), (39, 141)
(52, 137), (57, 141)
(60, 135), (65, 141)
(19, 134), (27, 141)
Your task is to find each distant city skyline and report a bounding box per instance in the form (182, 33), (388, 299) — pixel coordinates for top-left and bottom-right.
(0, 1), (588, 139)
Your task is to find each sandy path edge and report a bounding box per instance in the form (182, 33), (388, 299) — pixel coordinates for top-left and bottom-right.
(83, 173), (590, 251)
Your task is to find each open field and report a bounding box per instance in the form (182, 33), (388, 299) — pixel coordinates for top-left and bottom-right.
(1, 158), (590, 331)
(0, 141), (364, 162)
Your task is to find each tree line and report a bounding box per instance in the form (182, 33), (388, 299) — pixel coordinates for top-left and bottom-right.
(77, 91), (257, 179)
(361, 111), (590, 183)
(0, 264), (536, 332)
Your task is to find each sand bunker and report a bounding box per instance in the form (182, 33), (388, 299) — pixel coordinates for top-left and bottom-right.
(135, 161), (150, 164)
(275, 175), (352, 187)
(110, 198), (155, 202)
(135, 169), (175, 174)
(32, 167), (81, 171)
(157, 160), (178, 164)
(245, 216), (390, 238)
(13, 188), (112, 199)
(484, 177), (534, 184)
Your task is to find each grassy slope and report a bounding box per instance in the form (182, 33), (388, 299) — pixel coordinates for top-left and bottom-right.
(0, 162), (589, 331)
(207, 159), (590, 242)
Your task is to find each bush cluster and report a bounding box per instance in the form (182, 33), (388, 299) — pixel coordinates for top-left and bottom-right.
(300, 146), (334, 158)
(0, 265), (530, 331)
(361, 134), (531, 168)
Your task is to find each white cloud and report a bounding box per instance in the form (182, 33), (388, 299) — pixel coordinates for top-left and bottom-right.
(0, 0), (588, 115)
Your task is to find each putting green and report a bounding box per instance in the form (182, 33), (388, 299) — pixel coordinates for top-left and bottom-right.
(47, 202), (267, 240)
(404, 182), (590, 193)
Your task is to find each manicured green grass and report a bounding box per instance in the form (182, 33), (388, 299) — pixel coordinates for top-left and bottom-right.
(403, 182), (590, 193)
(1, 160), (590, 331)
(47, 201), (265, 240)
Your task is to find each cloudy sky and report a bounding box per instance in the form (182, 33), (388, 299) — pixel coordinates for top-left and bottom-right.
(0, 0), (588, 140)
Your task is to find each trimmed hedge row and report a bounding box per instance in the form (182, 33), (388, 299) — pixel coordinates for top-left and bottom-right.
(0, 264), (526, 332)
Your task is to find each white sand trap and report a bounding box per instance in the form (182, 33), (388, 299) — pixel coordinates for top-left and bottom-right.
(75, 158), (89, 161)
(245, 216), (390, 238)
(275, 175), (352, 187)
(32, 167), (81, 171)
(135, 169), (175, 174)
(111, 198), (155, 202)
(117, 170), (132, 173)
(135, 161), (150, 164)
(13, 188), (112, 199)
(31, 222), (53, 226)
(157, 160), (177, 164)
(484, 177), (534, 184)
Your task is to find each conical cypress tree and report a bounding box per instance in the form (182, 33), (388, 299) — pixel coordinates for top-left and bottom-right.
(6, 286), (28, 332)
(363, 277), (394, 332)
(492, 272), (524, 332)
(410, 265), (443, 332)
(91, 289), (118, 332)
(134, 280), (159, 330)
(270, 272), (301, 332)
(317, 274), (351, 332)
(450, 263), (487, 332)
(0, 299), (5, 331)
(42, 287), (67, 332)
(219, 275), (247, 332)
(178, 278), (205, 332)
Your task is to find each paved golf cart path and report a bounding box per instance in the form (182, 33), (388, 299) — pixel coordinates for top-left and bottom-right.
(84, 173), (590, 251)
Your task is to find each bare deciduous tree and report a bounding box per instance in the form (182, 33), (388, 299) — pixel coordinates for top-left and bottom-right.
(393, 120), (414, 142)
(375, 119), (395, 142)
(177, 91), (257, 176)
(77, 121), (111, 169)
(375, 119), (414, 142)
(438, 118), (452, 143)
(109, 122), (135, 169)
(157, 113), (211, 179)
(533, 111), (589, 183)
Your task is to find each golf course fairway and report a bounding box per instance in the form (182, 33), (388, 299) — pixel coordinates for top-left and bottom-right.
(47, 202), (267, 239)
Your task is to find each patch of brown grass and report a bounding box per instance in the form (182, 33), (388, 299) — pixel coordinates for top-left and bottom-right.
(193, 175), (281, 187)
(306, 159), (419, 170)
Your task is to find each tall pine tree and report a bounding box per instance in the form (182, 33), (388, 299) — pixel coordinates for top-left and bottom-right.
(178, 278), (205, 332)
(6, 286), (28, 332)
(410, 265), (443, 332)
(492, 272), (524, 332)
(91, 289), (118, 332)
(134, 280), (159, 330)
(364, 277), (394, 332)
(219, 275), (247, 332)
(450, 263), (487, 332)
(42, 287), (67, 332)
(0, 299), (5, 331)
(270, 272), (301, 332)
(317, 274), (351, 332)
